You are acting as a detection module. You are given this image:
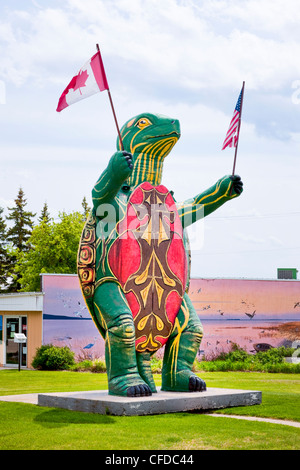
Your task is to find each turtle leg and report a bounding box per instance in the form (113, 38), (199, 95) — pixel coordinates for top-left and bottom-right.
(136, 351), (157, 393)
(93, 281), (152, 397)
(161, 293), (206, 392)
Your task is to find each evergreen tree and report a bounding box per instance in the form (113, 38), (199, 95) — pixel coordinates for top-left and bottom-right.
(39, 202), (51, 224)
(0, 206), (9, 291)
(81, 196), (91, 221)
(6, 188), (36, 251)
(6, 188), (36, 291)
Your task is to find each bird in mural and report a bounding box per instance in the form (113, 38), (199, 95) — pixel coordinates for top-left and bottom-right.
(241, 299), (255, 309)
(83, 343), (94, 349)
(54, 335), (72, 341)
(58, 293), (73, 309)
(74, 300), (87, 317)
(74, 312), (83, 317)
(245, 310), (256, 319)
(294, 302), (300, 308)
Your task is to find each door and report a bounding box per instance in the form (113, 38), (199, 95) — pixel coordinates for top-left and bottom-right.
(5, 316), (27, 367)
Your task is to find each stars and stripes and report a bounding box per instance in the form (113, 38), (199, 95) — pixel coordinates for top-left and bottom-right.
(222, 88), (243, 150)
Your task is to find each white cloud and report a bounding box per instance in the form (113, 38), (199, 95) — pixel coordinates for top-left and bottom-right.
(1, 0), (300, 93)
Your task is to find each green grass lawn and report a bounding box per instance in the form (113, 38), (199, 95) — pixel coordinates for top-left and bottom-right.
(0, 370), (299, 450)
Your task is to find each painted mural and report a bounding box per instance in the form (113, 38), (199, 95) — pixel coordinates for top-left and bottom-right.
(42, 274), (300, 360)
(42, 274), (104, 359)
(189, 278), (300, 358)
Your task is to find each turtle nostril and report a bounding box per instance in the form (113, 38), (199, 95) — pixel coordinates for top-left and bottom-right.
(171, 120), (175, 124)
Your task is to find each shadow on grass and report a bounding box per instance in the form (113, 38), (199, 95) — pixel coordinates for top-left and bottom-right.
(34, 408), (116, 428)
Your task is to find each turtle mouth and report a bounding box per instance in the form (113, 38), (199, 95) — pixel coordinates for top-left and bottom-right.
(146, 131), (180, 140)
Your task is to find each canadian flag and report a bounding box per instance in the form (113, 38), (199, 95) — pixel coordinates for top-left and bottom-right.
(56, 51), (109, 112)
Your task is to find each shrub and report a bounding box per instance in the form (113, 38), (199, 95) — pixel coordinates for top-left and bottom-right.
(72, 360), (93, 371)
(214, 343), (249, 362)
(32, 344), (75, 370)
(254, 347), (285, 365)
(194, 344), (300, 373)
(151, 356), (162, 373)
(91, 359), (106, 373)
(71, 358), (106, 373)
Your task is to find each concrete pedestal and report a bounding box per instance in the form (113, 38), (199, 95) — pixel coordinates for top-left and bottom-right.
(38, 387), (261, 416)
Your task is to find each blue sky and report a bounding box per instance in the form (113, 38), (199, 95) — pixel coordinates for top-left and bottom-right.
(0, 0), (300, 279)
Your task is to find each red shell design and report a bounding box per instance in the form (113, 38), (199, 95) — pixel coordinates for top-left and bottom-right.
(108, 182), (187, 353)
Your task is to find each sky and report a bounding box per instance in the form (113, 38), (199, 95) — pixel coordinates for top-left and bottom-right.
(0, 0), (300, 280)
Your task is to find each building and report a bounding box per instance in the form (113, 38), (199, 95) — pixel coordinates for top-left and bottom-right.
(0, 292), (43, 368)
(0, 273), (299, 368)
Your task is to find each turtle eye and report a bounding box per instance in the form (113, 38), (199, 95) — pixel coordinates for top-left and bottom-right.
(136, 118), (152, 129)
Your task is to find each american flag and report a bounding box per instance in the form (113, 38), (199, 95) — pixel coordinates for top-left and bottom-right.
(222, 88), (243, 150)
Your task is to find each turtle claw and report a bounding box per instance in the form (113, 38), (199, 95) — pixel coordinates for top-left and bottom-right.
(189, 375), (206, 392)
(127, 384), (152, 397)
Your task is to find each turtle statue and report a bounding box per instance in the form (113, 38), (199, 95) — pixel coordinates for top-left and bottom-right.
(77, 112), (243, 397)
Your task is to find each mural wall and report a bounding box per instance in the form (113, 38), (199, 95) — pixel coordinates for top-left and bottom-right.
(42, 274), (300, 359)
(42, 274), (103, 359)
(189, 278), (300, 358)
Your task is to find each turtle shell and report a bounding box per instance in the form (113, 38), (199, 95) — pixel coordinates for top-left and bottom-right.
(77, 213), (96, 300)
(77, 212), (106, 337)
(108, 182), (187, 353)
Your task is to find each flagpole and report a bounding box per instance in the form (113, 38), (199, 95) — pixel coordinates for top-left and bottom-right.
(231, 81), (245, 176)
(96, 44), (124, 151)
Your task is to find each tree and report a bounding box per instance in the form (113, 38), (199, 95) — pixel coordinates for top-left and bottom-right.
(6, 188), (36, 292)
(16, 211), (85, 291)
(81, 196), (91, 221)
(39, 202), (51, 224)
(0, 207), (9, 291)
(5, 188), (36, 291)
(6, 188), (36, 252)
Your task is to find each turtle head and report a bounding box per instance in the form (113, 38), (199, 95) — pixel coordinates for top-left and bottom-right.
(116, 113), (180, 186)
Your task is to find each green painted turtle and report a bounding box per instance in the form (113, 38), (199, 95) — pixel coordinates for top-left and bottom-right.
(78, 113), (243, 396)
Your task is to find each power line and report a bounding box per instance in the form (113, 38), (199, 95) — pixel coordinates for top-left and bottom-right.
(195, 246), (300, 255)
(210, 211), (300, 220)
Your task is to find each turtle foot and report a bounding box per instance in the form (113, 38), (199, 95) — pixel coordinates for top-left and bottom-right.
(127, 384), (152, 397)
(161, 370), (206, 393)
(108, 373), (152, 397)
(189, 375), (206, 392)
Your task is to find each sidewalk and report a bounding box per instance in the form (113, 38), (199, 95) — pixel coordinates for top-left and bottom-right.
(206, 413), (300, 428)
(0, 394), (38, 404)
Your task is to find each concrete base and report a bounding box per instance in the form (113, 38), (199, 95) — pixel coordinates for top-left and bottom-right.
(38, 388), (262, 416)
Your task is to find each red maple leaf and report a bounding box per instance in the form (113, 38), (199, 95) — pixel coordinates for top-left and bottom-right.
(73, 69), (89, 95)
